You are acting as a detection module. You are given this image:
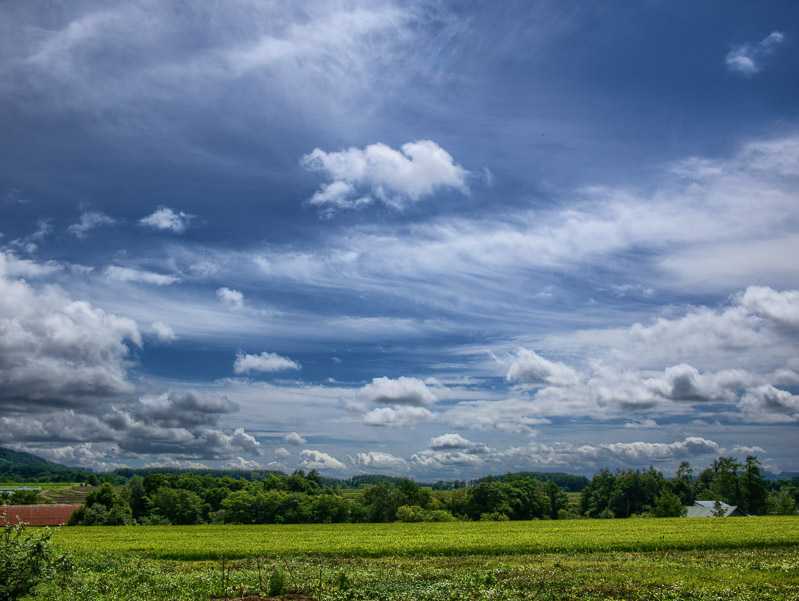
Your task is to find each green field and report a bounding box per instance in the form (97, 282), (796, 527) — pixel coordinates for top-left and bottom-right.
(28, 517), (799, 600)
(53, 516), (799, 560)
(0, 481), (78, 490)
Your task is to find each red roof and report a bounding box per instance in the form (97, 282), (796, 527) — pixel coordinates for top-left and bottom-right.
(0, 504), (81, 526)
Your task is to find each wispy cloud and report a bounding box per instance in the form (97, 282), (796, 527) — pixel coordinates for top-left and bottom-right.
(139, 206), (194, 233)
(105, 265), (180, 286)
(68, 211), (116, 238)
(726, 31), (785, 75)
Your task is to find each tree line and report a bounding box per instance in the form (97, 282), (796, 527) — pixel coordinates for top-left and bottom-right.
(579, 456), (799, 518)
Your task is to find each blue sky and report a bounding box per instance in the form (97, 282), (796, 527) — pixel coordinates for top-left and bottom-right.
(1, 1), (798, 477)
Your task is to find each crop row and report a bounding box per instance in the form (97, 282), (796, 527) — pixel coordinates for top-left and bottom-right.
(52, 515), (799, 560)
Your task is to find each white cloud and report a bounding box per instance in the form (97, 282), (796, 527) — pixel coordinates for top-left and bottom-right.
(726, 31), (785, 75)
(283, 432), (307, 446)
(363, 406), (435, 427)
(298, 449), (347, 472)
(731, 445), (766, 456)
(139, 206), (193, 233)
(429, 433), (490, 454)
(737, 286), (799, 334)
(578, 437), (721, 463)
(739, 385), (799, 422)
(105, 265), (179, 285)
(151, 320), (176, 342)
(506, 348), (580, 386)
(352, 451), (407, 470)
(357, 376), (437, 407)
(301, 140), (469, 212)
(216, 287), (244, 310)
(0, 252), (62, 278)
(68, 211), (116, 238)
(274, 447), (291, 458)
(233, 351), (300, 374)
(0, 252), (141, 412)
(624, 419), (658, 429)
(223, 456), (262, 470)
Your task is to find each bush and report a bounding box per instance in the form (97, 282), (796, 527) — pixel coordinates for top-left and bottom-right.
(0, 520), (68, 601)
(268, 568), (286, 596)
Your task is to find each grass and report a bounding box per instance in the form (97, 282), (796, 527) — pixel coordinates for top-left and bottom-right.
(30, 547), (799, 601)
(33, 517), (799, 600)
(52, 516), (799, 560)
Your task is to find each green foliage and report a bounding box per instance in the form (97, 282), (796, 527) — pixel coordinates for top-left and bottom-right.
(0, 521), (68, 601)
(69, 483), (133, 526)
(396, 505), (456, 522)
(149, 487), (203, 525)
(0, 489), (42, 505)
(650, 489), (686, 518)
(770, 487), (798, 515)
(267, 568), (286, 596)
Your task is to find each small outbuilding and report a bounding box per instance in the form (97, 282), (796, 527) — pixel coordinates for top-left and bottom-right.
(684, 500), (748, 518)
(0, 504), (81, 526)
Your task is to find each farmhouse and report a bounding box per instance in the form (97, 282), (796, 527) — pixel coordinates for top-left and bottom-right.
(684, 500), (748, 518)
(0, 504), (81, 526)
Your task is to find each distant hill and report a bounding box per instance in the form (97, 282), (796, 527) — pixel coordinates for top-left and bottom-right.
(0, 447), (89, 482)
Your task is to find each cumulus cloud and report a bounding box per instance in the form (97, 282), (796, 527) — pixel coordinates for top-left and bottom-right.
(105, 265), (179, 285)
(739, 385), (799, 421)
(233, 351), (301, 374)
(1, 388), (261, 461)
(301, 140), (469, 212)
(223, 456), (262, 470)
(428, 433), (489, 454)
(411, 449), (489, 469)
(0, 252), (141, 413)
(731, 444), (766, 456)
(645, 364), (752, 403)
(352, 451), (407, 470)
(737, 286), (799, 334)
(131, 390), (238, 429)
(216, 287), (243, 310)
(139, 206), (194, 233)
(67, 211), (116, 238)
(274, 447), (291, 458)
(506, 348), (580, 386)
(357, 376), (437, 407)
(283, 432), (307, 446)
(298, 449), (347, 471)
(726, 31), (785, 75)
(151, 320), (176, 342)
(363, 406), (435, 427)
(577, 437), (721, 463)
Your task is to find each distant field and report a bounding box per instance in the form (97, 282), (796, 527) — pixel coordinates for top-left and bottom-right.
(0, 481), (78, 490)
(53, 516), (799, 560)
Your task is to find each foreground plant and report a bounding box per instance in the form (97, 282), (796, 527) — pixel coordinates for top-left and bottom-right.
(0, 520), (69, 601)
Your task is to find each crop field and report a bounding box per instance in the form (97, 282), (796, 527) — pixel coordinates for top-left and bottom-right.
(53, 516), (799, 560)
(0, 481), (78, 490)
(33, 517), (799, 600)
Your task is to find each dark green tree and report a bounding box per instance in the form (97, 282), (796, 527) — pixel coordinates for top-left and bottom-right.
(149, 487), (203, 525)
(69, 483), (133, 526)
(650, 489), (686, 517)
(739, 455), (768, 515)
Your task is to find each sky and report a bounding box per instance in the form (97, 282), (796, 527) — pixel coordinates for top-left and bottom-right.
(1, 0), (798, 479)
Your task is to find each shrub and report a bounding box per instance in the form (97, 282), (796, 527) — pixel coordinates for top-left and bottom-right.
(268, 568), (286, 596)
(0, 520), (68, 601)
